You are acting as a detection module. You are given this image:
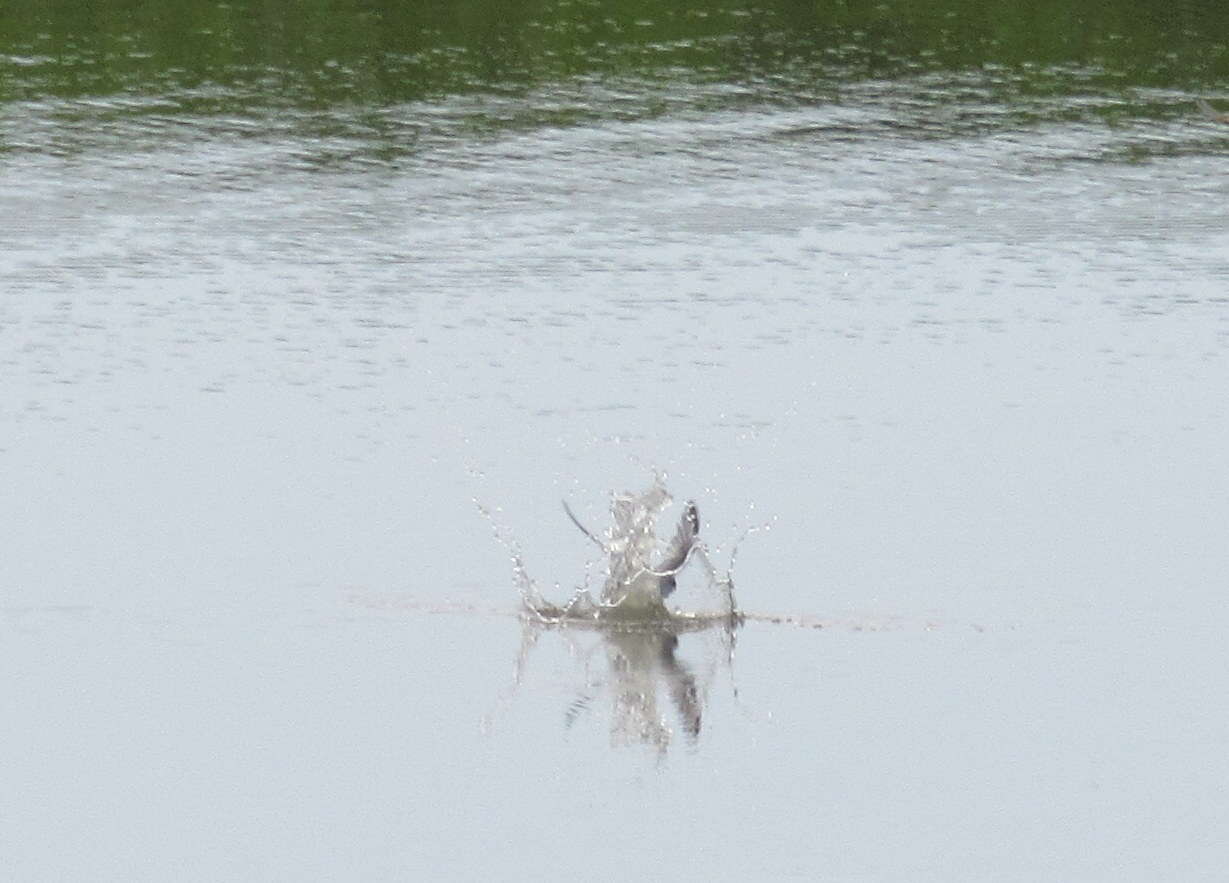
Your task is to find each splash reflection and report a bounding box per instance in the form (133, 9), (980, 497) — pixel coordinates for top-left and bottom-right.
(512, 615), (738, 754)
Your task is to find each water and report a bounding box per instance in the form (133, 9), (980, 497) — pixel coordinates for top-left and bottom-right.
(4, 1), (1229, 878)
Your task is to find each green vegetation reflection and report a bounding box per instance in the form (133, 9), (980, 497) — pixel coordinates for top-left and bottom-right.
(3, 0), (1228, 108)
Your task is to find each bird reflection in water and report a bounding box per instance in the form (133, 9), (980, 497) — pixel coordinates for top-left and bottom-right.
(598, 628), (703, 745)
(510, 615), (737, 753)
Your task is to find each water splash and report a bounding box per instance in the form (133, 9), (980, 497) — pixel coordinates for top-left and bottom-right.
(475, 477), (782, 634)
(512, 477), (741, 627)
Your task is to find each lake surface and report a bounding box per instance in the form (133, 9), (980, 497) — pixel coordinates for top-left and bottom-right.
(4, 1), (1229, 878)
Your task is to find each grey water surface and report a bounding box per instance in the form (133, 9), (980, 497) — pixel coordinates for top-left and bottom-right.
(4, 3), (1229, 879)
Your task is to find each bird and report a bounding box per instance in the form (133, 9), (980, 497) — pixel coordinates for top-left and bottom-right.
(654, 501), (700, 599)
(563, 493), (700, 604)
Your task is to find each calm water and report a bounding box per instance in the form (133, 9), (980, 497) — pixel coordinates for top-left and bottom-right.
(4, 1), (1229, 878)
